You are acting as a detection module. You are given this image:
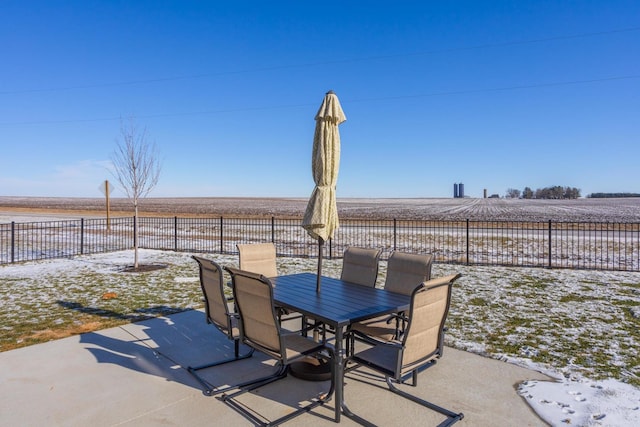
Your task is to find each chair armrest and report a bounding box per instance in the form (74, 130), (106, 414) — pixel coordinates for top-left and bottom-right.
(347, 328), (389, 347)
(385, 312), (408, 324)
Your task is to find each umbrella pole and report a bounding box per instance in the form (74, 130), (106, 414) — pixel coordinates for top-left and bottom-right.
(290, 237), (335, 381)
(316, 239), (323, 293)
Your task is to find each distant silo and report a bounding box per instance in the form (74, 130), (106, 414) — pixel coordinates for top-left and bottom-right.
(459, 183), (465, 198)
(453, 183), (458, 198)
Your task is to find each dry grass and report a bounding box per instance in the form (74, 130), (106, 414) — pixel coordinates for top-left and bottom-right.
(28, 321), (105, 342)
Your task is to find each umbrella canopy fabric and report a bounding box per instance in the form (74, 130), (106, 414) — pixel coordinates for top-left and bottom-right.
(302, 91), (346, 243)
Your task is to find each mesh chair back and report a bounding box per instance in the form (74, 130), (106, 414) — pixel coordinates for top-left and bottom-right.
(401, 274), (460, 371)
(227, 267), (282, 357)
(340, 246), (382, 287)
(192, 256), (233, 337)
(237, 243), (278, 278)
(384, 252), (433, 296)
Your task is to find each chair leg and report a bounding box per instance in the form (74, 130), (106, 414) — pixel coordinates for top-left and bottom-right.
(221, 363), (289, 401)
(187, 340), (255, 396)
(301, 315), (308, 337)
(385, 376), (464, 426)
(301, 316), (328, 343)
(348, 332), (355, 357)
(221, 351), (335, 426)
(398, 359), (438, 387)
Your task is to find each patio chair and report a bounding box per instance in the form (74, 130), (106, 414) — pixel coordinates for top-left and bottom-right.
(187, 256), (255, 396)
(306, 246), (382, 341)
(348, 273), (464, 426)
(349, 251), (433, 344)
(237, 242), (278, 277)
(221, 267), (335, 426)
(237, 242), (301, 325)
(340, 246), (382, 287)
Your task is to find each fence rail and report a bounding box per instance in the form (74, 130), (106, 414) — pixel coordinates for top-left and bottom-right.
(1, 216), (639, 271)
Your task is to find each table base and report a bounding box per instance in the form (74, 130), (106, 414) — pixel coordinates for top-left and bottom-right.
(289, 357), (332, 381)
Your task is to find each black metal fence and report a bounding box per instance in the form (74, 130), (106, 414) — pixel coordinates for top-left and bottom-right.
(1, 216), (639, 271)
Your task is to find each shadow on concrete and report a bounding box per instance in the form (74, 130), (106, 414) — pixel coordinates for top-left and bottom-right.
(73, 309), (335, 424)
(56, 300), (186, 323)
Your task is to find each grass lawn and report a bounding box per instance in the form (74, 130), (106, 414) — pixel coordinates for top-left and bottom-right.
(2, 249), (639, 387)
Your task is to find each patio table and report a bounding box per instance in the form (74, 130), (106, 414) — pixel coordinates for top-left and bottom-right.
(272, 272), (410, 423)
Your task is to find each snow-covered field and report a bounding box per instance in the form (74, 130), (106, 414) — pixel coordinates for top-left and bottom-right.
(1, 248), (638, 426)
(3, 196), (640, 221)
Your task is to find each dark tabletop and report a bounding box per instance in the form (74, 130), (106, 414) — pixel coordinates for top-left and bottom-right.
(272, 273), (410, 328)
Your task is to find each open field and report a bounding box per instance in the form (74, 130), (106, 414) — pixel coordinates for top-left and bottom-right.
(4, 196), (640, 271)
(2, 195), (640, 222)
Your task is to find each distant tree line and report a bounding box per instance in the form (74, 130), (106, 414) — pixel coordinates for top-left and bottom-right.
(505, 186), (581, 199)
(588, 193), (640, 198)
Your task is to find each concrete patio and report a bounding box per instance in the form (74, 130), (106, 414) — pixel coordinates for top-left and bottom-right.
(0, 309), (552, 426)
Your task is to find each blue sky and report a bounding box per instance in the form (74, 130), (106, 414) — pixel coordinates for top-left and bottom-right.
(1, 1), (638, 199)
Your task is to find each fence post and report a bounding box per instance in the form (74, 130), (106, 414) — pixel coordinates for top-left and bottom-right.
(80, 218), (85, 255)
(393, 218), (397, 251)
(174, 216), (178, 252)
(11, 221), (15, 263)
(548, 220), (552, 268)
(220, 216), (224, 253)
(271, 216), (275, 243)
(466, 219), (470, 265)
(329, 238), (333, 259)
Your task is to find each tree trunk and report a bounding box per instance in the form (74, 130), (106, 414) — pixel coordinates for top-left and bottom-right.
(134, 203), (139, 269)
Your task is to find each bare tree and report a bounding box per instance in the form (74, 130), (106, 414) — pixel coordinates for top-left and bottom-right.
(505, 188), (521, 199)
(532, 185), (581, 199)
(522, 187), (534, 199)
(111, 118), (161, 269)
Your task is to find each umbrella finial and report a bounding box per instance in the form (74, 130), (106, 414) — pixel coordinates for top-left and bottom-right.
(326, 90), (335, 95)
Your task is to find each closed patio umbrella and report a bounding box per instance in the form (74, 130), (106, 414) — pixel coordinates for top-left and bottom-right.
(302, 90), (346, 293)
